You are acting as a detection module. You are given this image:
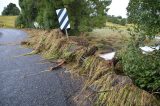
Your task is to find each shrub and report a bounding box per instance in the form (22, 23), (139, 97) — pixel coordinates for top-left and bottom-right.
(106, 15), (127, 26)
(15, 14), (25, 28)
(119, 42), (160, 93)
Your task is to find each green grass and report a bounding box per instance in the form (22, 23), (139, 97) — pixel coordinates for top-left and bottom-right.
(90, 27), (129, 38)
(86, 21), (133, 53)
(106, 22), (132, 30)
(0, 16), (17, 28)
(90, 21), (132, 38)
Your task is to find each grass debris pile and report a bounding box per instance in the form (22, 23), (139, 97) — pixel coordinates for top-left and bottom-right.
(23, 29), (160, 106)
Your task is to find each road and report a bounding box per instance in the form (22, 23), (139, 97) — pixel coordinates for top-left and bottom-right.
(0, 29), (80, 106)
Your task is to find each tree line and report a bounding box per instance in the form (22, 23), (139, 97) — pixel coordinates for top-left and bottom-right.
(16, 0), (112, 33)
(106, 15), (127, 26)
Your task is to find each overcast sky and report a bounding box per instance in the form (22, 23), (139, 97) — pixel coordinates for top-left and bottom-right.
(108, 0), (130, 18)
(0, 0), (130, 18)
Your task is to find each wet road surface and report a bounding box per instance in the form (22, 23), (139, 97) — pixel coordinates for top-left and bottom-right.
(0, 29), (79, 106)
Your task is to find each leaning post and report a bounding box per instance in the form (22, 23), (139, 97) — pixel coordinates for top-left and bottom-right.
(56, 8), (70, 39)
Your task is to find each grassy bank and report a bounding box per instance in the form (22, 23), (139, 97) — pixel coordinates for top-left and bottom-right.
(23, 29), (160, 106)
(89, 21), (131, 45)
(0, 16), (17, 28)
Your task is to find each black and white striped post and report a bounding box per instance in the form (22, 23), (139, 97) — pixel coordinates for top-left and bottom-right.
(56, 8), (70, 39)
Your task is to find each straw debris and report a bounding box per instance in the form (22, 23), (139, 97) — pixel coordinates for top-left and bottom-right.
(23, 29), (160, 106)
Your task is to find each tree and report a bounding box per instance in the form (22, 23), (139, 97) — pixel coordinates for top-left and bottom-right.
(127, 0), (160, 37)
(64, 0), (112, 32)
(18, 0), (39, 27)
(120, 0), (160, 94)
(2, 3), (20, 16)
(39, 0), (64, 29)
(17, 0), (112, 33)
(106, 15), (127, 26)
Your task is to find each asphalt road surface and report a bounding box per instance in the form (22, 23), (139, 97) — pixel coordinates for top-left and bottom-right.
(0, 29), (80, 106)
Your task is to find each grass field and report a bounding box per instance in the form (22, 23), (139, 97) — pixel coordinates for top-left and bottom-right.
(87, 21), (132, 51)
(106, 22), (132, 30)
(0, 16), (17, 28)
(90, 21), (131, 37)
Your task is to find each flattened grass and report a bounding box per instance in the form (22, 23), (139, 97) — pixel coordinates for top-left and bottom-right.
(23, 29), (160, 106)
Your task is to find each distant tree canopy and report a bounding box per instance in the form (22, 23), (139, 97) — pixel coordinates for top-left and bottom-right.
(127, 0), (160, 37)
(106, 15), (127, 26)
(2, 3), (20, 16)
(16, 0), (112, 33)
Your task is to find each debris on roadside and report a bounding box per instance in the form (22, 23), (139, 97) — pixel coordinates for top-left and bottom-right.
(22, 29), (160, 106)
(49, 59), (66, 71)
(140, 45), (160, 54)
(99, 52), (116, 61)
(155, 36), (160, 40)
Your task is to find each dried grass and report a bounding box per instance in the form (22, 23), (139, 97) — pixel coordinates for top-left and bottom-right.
(23, 29), (160, 106)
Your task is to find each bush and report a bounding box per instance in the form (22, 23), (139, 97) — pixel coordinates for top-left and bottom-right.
(119, 42), (160, 93)
(106, 15), (127, 26)
(15, 14), (25, 28)
(120, 19), (127, 26)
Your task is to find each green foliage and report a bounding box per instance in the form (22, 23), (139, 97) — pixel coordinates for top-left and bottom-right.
(127, 0), (160, 37)
(17, 0), (39, 27)
(122, 0), (160, 94)
(121, 19), (127, 26)
(107, 15), (127, 26)
(15, 14), (25, 28)
(36, 0), (63, 29)
(119, 42), (160, 93)
(16, 0), (112, 33)
(2, 3), (20, 16)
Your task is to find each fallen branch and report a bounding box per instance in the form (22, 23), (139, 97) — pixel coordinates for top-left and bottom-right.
(22, 60), (66, 78)
(49, 59), (66, 71)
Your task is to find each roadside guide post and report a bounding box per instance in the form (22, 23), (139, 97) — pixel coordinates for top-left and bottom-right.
(56, 8), (70, 39)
